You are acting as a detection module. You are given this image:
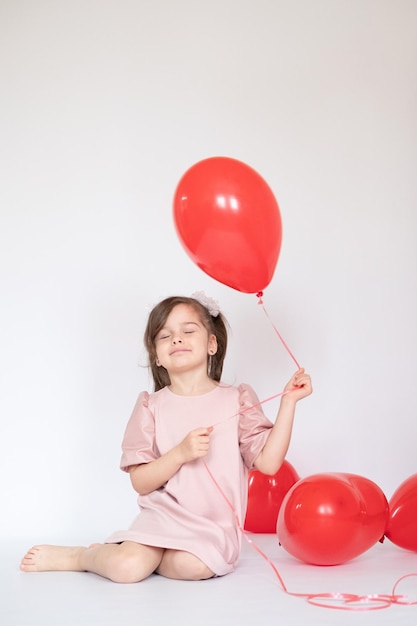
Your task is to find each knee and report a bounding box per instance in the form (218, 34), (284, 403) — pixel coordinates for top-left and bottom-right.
(186, 561), (214, 581)
(161, 551), (214, 581)
(110, 552), (147, 584)
(109, 545), (163, 584)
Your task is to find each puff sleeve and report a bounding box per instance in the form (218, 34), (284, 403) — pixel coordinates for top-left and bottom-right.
(238, 383), (273, 470)
(119, 391), (159, 472)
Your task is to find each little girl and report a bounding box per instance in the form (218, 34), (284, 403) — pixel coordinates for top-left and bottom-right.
(20, 293), (312, 582)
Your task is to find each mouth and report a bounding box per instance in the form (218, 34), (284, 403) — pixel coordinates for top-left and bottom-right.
(170, 348), (190, 356)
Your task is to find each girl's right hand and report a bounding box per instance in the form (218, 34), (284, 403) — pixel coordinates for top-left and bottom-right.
(178, 427), (213, 463)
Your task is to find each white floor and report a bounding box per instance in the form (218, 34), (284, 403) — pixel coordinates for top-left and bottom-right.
(3, 536), (417, 626)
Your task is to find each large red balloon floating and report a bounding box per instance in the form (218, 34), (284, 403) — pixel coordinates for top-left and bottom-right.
(173, 156), (282, 294)
(276, 473), (389, 566)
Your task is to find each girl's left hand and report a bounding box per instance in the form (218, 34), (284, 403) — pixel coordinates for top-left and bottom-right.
(283, 368), (313, 401)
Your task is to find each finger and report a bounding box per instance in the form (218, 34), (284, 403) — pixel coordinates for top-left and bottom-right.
(200, 427), (213, 437)
(196, 427), (213, 435)
(294, 372), (309, 386)
(293, 378), (304, 387)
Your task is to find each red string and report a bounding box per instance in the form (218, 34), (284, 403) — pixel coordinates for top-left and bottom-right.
(209, 389), (291, 429)
(204, 294), (417, 611)
(256, 292), (301, 370)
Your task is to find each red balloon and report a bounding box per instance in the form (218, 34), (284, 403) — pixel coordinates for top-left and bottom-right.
(173, 157), (282, 294)
(385, 473), (417, 551)
(342, 473), (389, 548)
(244, 460), (300, 533)
(276, 473), (389, 566)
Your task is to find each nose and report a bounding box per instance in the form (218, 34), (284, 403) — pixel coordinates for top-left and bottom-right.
(172, 335), (183, 344)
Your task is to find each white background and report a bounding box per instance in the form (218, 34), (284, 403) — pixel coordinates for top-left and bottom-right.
(1, 0), (416, 545)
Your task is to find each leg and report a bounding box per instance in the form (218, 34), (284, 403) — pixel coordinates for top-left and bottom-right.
(20, 542), (164, 583)
(156, 549), (215, 580)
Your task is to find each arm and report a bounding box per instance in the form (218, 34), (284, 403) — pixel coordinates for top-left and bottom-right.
(253, 368), (312, 475)
(129, 426), (213, 495)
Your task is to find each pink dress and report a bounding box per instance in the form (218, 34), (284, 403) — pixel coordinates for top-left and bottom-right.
(105, 383), (273, 576)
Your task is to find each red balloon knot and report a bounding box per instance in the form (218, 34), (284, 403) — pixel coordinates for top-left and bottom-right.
(256, 291), (264, 304)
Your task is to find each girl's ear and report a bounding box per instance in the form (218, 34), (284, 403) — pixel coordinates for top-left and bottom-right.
(208, 334), (218, 355)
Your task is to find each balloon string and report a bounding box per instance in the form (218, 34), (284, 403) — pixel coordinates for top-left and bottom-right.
(204, 460), (417, 611)
(203, 461), (287, 592)
(256, 293), (301, 369)
(209, 389), (291, 429)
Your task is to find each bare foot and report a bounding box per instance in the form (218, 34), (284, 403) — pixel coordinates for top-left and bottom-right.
(20, 545), (87, 573)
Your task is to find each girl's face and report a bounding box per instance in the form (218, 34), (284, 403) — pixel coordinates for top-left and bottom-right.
(154, 304), (217, 376)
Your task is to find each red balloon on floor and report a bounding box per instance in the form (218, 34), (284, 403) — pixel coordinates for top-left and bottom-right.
(276, 473), (389, 565)
(342, 473), (390, 550)
(244, 460), (300, 533)
(173, 156), (282, 294)
(385, 473), (417, 551)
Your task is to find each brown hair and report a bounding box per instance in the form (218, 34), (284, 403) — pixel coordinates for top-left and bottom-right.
(144, 296), (228, 391)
